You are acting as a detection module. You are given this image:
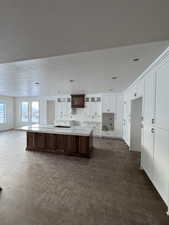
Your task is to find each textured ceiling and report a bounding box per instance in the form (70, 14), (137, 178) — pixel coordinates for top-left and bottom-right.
(0, 41), (168, 97)
(0, 0), (169, 63)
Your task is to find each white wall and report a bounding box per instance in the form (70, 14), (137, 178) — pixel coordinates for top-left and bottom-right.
(0, 96), (14, 131)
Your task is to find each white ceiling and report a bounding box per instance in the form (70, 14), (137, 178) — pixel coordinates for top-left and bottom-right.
(0, 41), (168, 97)
(0, 0), (169, 63)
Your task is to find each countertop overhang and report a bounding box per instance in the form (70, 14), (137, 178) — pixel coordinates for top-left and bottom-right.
(18, 125), (93, 137)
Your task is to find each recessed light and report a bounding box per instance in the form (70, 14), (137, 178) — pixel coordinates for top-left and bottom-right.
(34, 82), (40, 85)
(133, 58), (140, 62)
(69, 79), (75, 83)
(112, 76), (117, 80)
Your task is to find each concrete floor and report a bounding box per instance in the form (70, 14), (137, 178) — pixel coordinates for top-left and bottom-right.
(0, 131), (169, 225)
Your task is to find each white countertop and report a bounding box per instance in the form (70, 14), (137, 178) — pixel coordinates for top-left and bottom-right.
(18, 125), (93, 137)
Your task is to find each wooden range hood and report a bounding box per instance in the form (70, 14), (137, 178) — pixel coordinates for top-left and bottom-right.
(71, 94), (85, 108)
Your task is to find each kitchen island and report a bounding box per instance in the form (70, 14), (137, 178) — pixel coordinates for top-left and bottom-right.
(20, 125), (93, 158)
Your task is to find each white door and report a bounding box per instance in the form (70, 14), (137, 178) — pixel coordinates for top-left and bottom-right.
(142, 70), (156, 180)
(126, 99), (131, 146)
(123, 101), (127, 142)
(130, 98), (142, 152)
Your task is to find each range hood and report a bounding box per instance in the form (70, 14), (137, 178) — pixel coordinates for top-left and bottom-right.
(71, 94), (85, 108)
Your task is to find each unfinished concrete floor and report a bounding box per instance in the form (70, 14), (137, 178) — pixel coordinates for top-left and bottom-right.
(0, 131), (169, 225)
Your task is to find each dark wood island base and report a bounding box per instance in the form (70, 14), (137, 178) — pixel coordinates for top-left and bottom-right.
(26, 131), (93, 158)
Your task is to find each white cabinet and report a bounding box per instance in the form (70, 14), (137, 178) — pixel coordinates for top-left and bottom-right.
(136, 78), (144, 98)
(129, 84), (137, 99)
(86, 100), (101, 121)
(124, 50), (169, 213)
(156, 60), (169, 131)
(102, 94), (116, 113)
(123, 92), (131, 146)
(142, 57), (169, 212)
(55, 99), (71, 120)
(142, 70), (156, 180)
(153, 128), (169, 205)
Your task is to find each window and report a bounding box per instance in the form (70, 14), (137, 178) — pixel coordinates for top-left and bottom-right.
(21, 102), (29, 122)
(0, 103), (6, 124)
(20, 101), (40, 123)
(31, 101), (39, 123)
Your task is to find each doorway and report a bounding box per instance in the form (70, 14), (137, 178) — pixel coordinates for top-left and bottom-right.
(130, 97), (143, 152)
(47, 100), (55, 124)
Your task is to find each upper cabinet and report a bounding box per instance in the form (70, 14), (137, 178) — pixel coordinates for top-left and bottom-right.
(129, 84), (137, 99)
(128, 77), (145, 100)
(136, 77), (145, 98)
(102, 94), (116, 113)
(155, 59), (169, 131)
(56, 98), (71, 120)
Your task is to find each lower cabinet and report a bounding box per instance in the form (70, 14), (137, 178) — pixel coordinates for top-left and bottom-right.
(36, 133), (46, 149)
(46, 134), (57, 149)
(27, 132), (36, 150)
(26, 132), (92, 157)
(57, 134), (66, 152)
(65, 135), (78, 154)
(78, 136), (89, 154)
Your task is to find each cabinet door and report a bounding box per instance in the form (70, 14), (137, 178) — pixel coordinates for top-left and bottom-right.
(85, 102), (90, 118)
(36, 133), (46, 149)
(156, 61), (169, 131)
(142, 71), (156, 180)
(78, 136), (89, 155)
(130, 84), (137, 99)
(102, 94), (115, 113)
(65, 135), (77, 154)
(46, 134), (57, 149)
(102, 95), (109, 112)
(27, 132), (36, 149)
(56, 134), (65, 151)
(56, 102), (62, 119)
(153, 128), (169, 205)
(136, 78), (144, 98)
(67, 102), (71, 117)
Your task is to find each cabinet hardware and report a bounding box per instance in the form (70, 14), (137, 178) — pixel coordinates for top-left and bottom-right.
(152, 118), (155, 124)
(151, 128), (155, 133)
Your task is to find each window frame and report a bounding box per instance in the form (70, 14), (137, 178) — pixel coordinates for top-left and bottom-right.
(20, 101), (29, 122)
(31, 101), (40, 123)
(20, 100), (40, 123)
